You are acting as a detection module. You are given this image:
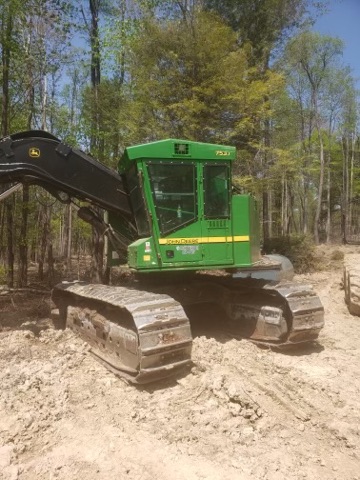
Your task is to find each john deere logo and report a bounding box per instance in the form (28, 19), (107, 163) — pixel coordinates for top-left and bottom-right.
(29, 147), (40, 158)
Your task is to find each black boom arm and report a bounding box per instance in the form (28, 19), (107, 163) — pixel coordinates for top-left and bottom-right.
(0, 130), (132, 217)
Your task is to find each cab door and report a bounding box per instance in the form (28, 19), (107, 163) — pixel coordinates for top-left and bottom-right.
(146, 160), (203, 264)
(201, 163), (234, 265)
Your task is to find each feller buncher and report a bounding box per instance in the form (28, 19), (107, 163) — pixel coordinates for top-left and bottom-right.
(0, 131), (324, 383)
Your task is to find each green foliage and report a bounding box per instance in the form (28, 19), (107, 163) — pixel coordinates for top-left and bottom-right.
(88, 9), (267, 152)
(281, 31), (345, 128)
(128, 11), (238, 142)
(203, 0), (330, 70)
(0, 264), (6, 284)
(263, 235), (318, 273)
(125, 10), (284, 150)
(81, 79), (132, 165)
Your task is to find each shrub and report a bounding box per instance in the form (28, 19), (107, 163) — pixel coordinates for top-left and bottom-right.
(263, 235), (318, 274)
(330, 249), (344, 261)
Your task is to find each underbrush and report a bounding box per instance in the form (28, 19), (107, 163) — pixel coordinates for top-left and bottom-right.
(263, 235), (319, 274)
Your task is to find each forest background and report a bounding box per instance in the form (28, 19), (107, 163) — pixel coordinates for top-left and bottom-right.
(0, 0), (359, 287)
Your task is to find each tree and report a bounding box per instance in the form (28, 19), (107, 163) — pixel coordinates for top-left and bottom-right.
(80, 0), (109, 282)
(0, 0), (76, 286)
(280, 31), (344, 243)
(127, 11), (282, 144)
(204, 0), (321, 66)
(338, 77), (359, 242)
(1, 0), (19, 286)
(202, 0), (328, 240)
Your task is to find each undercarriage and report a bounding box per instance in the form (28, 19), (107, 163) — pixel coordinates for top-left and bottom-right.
(52, 273), (325, 384)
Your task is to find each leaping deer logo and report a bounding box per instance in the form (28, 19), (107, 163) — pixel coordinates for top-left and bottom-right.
(29, 147), (40, 158)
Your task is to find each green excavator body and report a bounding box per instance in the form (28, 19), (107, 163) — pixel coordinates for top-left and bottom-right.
(109, 138), (261, 272)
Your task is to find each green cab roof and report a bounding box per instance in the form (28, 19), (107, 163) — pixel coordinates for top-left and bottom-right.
(119, 138), (236, 173)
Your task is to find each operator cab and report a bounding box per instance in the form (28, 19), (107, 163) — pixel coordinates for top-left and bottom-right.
(111, 139), (260, 271)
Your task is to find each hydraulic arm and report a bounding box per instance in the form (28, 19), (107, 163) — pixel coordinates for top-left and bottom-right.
(0, 130), (132, 218)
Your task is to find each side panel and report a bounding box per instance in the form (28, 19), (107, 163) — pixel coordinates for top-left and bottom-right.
(127, 196), (260, 271)
(158, 223), (204, 265)
(199, 219), (233, 264)
(232, 195), (261, 266)
(249, 195), (261, 262)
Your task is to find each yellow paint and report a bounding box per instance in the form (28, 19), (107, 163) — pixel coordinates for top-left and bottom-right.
(159, 236), (249, 245)
(143, 255), (151, 261)
(29, 147), (40, 158)
(233, 236), (249, 242)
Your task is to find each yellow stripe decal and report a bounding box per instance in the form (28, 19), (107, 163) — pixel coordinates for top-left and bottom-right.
(159, 236), (249, 245)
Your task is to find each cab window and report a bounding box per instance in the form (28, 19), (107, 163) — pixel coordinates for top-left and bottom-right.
(147, 161), (197, 235)
(204, 164), (230, 218)
(126, 165), (150, 236)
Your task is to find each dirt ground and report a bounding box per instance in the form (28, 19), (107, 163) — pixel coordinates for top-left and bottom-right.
(1, 245), (360, 480)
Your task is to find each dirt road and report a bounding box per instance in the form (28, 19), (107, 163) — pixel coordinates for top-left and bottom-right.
(1, 246), (360, 480)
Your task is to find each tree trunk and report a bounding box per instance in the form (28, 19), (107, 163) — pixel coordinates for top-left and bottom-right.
(89, 0), (101, 153)
(262, 190), (270, 241)
(341, 136), (349, 243)
(2, 7), (14, 286)
(313, 132), (325, 244)
(0, 203), (5, 261)
(88, 0), (104, 281)
(313, 86), (325, 245)
(1, 8), (12, 137)
(47, 242), (55, 287)
(262, 113), (272, 241)
(38, 206), (50, 281)
(5, 200), (14, 287)
(18, 184), (29, 286)
(325, 163), (331, 243)
(63, 203), (72, 273)
(90, 212), (104, 283)
(349, 133), (356, 232)
(41, 74), (47, 130)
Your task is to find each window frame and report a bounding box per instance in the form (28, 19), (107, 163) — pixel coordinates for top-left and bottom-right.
(126, 164), (151, 237)
(146, 160), (198, 236)
(203, 163), (231, 219)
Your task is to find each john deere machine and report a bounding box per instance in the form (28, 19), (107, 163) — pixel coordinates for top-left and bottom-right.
(343, 198), (360, 317)
(0, 131), (324, 383)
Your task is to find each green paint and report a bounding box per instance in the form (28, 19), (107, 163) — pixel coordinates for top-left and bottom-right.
(109, 138), (260, 272)
(119, 138), (235, 174)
